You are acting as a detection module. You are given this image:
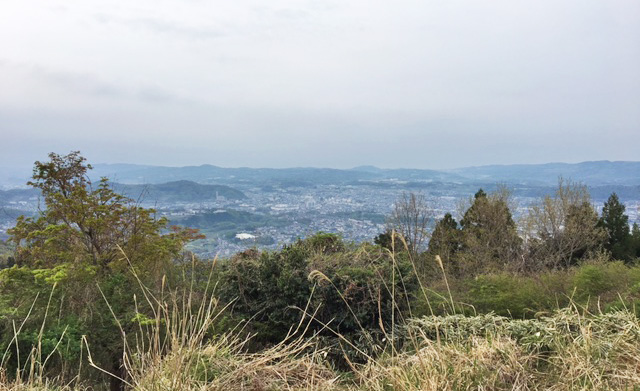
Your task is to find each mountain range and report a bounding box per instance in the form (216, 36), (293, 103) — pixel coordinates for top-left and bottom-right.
(0, 180), (246, 204)
(2, 161), (639, 189)
(84, 160), (640, 187)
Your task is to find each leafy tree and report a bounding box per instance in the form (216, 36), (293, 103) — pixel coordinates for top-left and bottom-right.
(219, 233), (416, 362)
(305, 231), (346, 254)
(9, 151), (198, 273)
(374, 229), (406, 252)
(600, 193), (632, 261)
(1, 152), (202, 387)
(564, 202), (607, 261)
(631, 223), (640, 260)
(0, 240), (15, 269)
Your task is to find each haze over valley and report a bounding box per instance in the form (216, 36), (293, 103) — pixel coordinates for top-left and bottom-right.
(2, 160), (638, 256)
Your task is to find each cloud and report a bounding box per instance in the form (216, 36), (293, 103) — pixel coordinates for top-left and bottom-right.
(35, 66), (124, 98)
(94, 13), (227, 40)
(0, 59), (197, 109)
(0, 0), (638, 169)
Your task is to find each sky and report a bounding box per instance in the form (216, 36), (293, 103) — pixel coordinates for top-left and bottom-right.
(1, 0), (639, 170)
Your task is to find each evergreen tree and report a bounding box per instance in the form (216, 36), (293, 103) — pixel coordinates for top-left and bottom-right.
(458, 188), (522, 274)
(600, 193), (632, 261)
(631, 223), (640, 259)
(427, 213), (461, 275)
(374, 229), (406, 252)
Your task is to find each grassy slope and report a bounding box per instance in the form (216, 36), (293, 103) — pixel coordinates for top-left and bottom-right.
(4, 307), (640, 390)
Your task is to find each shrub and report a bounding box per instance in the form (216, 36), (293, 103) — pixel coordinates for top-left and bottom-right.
(218, 233), (417, 358)
(573, 260), (631, 296)
(462, 273), (548, 318)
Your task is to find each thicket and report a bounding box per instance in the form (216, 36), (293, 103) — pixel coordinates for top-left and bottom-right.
(1, 152), (640, 390)
(216, 234), (416, 363)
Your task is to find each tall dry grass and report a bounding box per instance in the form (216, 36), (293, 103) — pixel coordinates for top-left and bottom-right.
(90, 252), (341, 391)
(355, 308), (640, 390)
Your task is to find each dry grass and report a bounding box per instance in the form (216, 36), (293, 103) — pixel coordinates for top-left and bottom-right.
(123, 305), (640, 391)
(356, 336), (535, 391)
(132, 336), (340, 391)
(353, 308), (640, 391)
(100, 253), (341, 391)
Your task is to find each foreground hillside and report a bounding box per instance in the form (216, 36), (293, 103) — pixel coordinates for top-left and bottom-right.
(4, 308), (640, 391)
(3, 152), (640, 390)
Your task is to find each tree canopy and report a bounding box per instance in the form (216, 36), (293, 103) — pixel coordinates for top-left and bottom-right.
(9, 151), (201, 272)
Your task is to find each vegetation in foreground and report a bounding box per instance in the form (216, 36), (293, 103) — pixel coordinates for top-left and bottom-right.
(3, 303), (640, 391)
(1, 151), (640, 390)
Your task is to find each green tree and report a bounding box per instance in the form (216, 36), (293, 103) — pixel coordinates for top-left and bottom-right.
(426, 213), (461, 276)
(0, 240), (15, 269)
(631, 223), (640, 260)
(374, 229), (406, 253)
(600, 193), (632, 261)
(9, 151), (197, 272)
(457, 188), (522, 274)
(219, 233), (415, 362)
(2, 152), (202, 387)
(564, 201), (607, 262)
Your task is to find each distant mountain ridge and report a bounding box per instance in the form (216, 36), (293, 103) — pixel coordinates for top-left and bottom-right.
(88, 160), (640, 187)
(3, 161), (638, 189)
(0, 180), (246, 203)
(447, 161), (640, 186)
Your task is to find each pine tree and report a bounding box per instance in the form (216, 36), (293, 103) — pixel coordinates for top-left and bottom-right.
(600, 193), (632, 261)
(427, 213), (461, 275)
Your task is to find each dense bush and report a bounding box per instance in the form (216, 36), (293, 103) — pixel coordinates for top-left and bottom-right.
(217, 233), (417, 354)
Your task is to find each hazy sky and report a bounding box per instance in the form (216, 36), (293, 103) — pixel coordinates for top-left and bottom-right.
(1, 0), (639, 170)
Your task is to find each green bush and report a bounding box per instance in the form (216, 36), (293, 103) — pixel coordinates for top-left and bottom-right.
(572, 261), (637, 302)
(218, 233), (417, 354)
(463, 273), (546, 318)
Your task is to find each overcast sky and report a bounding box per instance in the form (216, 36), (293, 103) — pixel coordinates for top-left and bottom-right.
(1, 0), (639, 170)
